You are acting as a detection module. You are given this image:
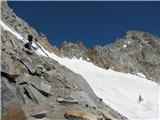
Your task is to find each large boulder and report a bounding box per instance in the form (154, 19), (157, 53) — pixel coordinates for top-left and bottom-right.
(20, 56), (37, 74)
(1, 52), (20, 80)
(64, 110), (103, 120)
(1, 77), (27, 120)
(24, 85), (47, 105)
(31, 81), (52, 96)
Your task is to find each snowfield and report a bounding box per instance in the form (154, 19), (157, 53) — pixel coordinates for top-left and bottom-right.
(1, 20), (160, 120)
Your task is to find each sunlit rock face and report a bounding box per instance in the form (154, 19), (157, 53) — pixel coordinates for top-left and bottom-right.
(59, 31), (160, 82)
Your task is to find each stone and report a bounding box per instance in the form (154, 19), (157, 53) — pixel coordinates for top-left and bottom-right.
(43, 63), (52, 71)
(1, 102), (27, 120)
(65, 80), (79, 90)
(20, 57), (37, 74)
(1, 53), (20, 81)
(10, 52), (20, 60)
(31, 110), (47, 119)
(1, 71), (19, 81)
(71, 91), (97, 108)
(31, 81), (51, 96)
(36, 67), (43, 76)
(1, 77), (27, 120)
(36, 65), (46, 76)
(23, 47), (34, 55)
(60, 68), (98, 101)
(17, 73), (30, 85)
(98, 110), (121, 120)
(47, 69), (58, 81)
(57, 97), (78, 104)
(64, 111), (102, 120)
(24, 85), (46, 105)
(4, 37), (14, 49)
(40, 82), (51, 95)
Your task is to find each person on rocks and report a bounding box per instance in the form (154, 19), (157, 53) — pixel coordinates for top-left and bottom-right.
(25, 35), (33, 50)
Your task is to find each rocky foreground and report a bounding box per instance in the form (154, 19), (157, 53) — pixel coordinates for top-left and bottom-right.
(1, 1), (128, 120)
(1, 1), (160, 120)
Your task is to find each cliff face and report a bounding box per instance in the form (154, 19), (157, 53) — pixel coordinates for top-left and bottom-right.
(59, 30), (160, 82)
(1, 1), (127, 120)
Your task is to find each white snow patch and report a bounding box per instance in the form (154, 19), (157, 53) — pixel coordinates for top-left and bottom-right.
(136, 73), (146, 78)
(128, 41), (131, 44)
(1, 20), (160, 120)
(0, 20), (26, 42)
(123, 44), (127, 48)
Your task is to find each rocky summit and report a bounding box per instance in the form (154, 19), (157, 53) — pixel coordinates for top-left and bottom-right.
(1, 1), (159, 120)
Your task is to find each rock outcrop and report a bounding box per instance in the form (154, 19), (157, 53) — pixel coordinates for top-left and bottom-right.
(59, 31), (160, 82)
(1, 1), (128, 120)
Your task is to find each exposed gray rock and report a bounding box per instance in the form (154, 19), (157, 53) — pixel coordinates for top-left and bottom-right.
(24, 85), (46, 105)
(23, 47), (34, 55)
(36, 67), (43, 76)
(1, 52), (20, 80)
(1, 72), (20, 81)
(43, 62), (52, 71)
(37, 65), (47, 75)
(31, 81), (52, 96)
(59, 31), (160, 82)
(57, 97), (79, 104)
(65, 80), (79, 90)
(47, 69), (58, 81)
(71, 91), (97, 108)
(60, 67), (97, 101)
(64, 110), (103, 120)
(31, 110), (47, 119)
(20, 56), (37, 74)
(17, 73), (30, 85)
(1, 77), (27, 120)
(40, 82), (51, 95)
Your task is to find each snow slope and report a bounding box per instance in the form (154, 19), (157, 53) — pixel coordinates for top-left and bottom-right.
(1, 20), (160, 120)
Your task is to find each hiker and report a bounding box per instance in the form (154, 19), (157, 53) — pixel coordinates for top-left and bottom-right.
(138, 95), (143, 103)
(25, 35), (33, 50)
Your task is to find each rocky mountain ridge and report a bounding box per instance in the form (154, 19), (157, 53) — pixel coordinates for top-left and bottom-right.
(1, 1), (127, 120)
(59, 31), (160, 82)
(1, 1), (159, 120)
(2, 1), (160, 82)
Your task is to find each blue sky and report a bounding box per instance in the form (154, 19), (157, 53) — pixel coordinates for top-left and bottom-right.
(8, 1), (159, 48)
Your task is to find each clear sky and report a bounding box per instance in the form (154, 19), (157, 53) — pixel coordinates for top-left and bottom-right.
(8, 1), (160, 48)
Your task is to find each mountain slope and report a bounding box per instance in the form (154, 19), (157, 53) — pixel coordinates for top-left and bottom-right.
(1, 1), (160, 120)
(1, 1), (127, 120)
(59, 31), (160, 82)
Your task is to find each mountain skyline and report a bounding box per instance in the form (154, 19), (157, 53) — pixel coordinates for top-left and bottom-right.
(8, 1), (160, 48)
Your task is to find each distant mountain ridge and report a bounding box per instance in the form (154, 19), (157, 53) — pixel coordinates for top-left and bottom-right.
(59, 30), (160, 82)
